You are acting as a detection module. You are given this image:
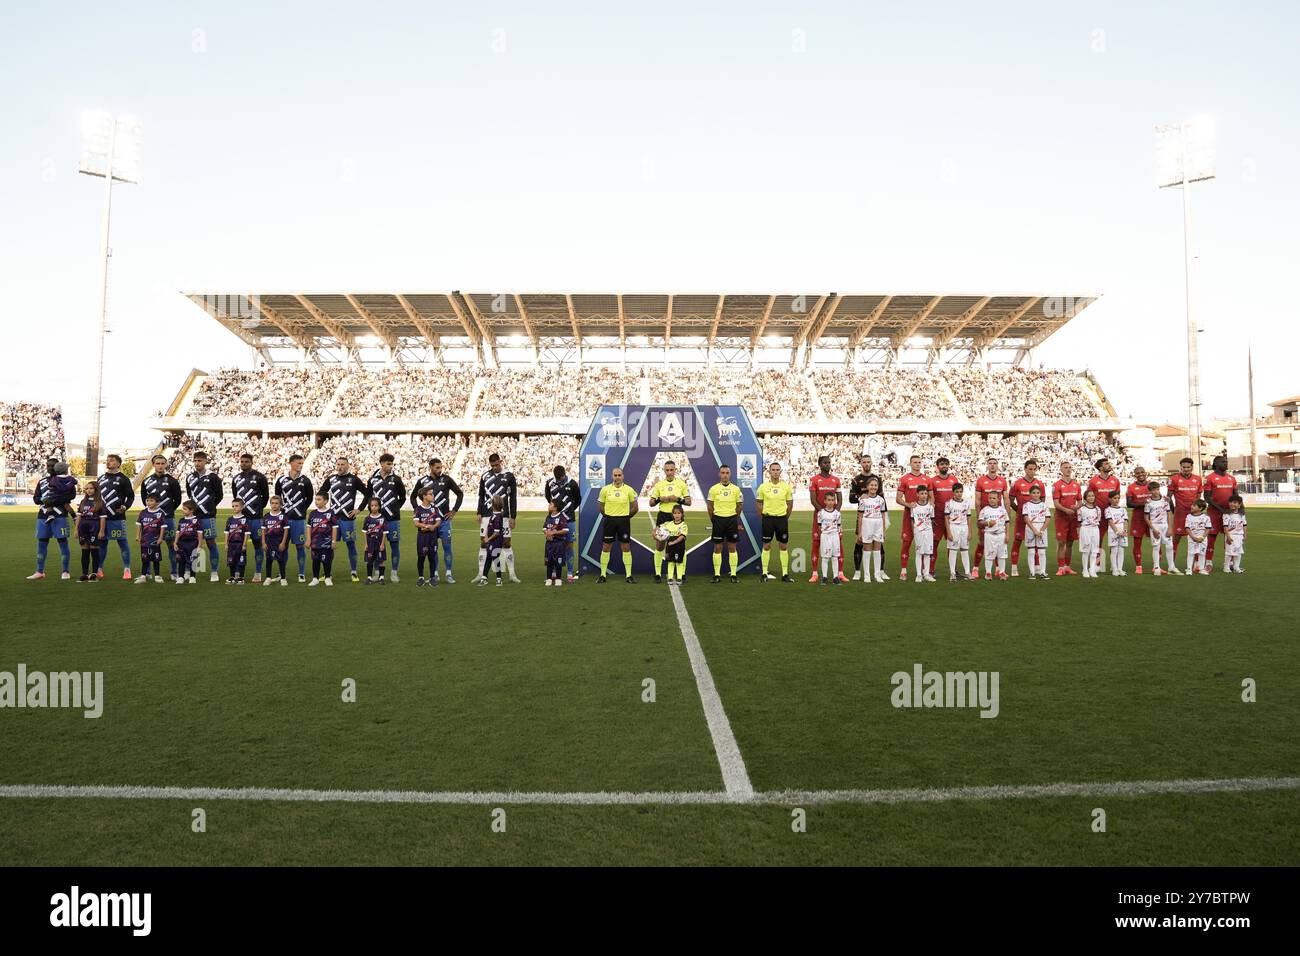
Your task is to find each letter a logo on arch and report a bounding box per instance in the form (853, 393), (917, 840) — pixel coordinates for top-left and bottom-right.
(658, 412), (685, 446)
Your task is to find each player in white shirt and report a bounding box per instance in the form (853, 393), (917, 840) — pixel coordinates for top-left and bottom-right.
(944, 482), (973, 581)
(1104, 490), (1129, 577)
(910, 486), (936, 583)
(1021, 485), (1051, 580)
(1222, 494), (1247, 573)
(1185, 499), (1212, 574)
(1076, 489), (1103, 578)
(1142, 481), (1178, 575)
(815, 492), (844, 586)
(855, 475), (890, 583)
(977, 489), (1010, 580)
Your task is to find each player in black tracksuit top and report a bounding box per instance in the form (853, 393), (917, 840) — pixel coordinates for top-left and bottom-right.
(409, 459), (464, 581)
(231, 457), (271, 578)
(185, 452), (224, 574)
(96, 461), (135, 574)
(140, 458), (184, 578)
(274, 458), (314, 581)
(475, 454), (519, 582)
(544, 466), (581, 579)
(366, 456), (407, 579)
(320, 464), (371, 579)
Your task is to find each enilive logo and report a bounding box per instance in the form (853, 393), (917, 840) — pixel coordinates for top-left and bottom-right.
(716, 415), (741, 438)
(597, 415), (627, 447)
(50, 886), (151, 936)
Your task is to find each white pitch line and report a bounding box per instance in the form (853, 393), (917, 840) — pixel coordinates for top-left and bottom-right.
(1, 776), (1296, 806)
(668, 583), (753, 798)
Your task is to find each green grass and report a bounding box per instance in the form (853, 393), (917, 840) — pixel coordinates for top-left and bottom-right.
(1, 509), (1297, 865)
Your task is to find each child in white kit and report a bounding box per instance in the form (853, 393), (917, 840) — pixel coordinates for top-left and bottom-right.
(977, 489), (1009, 580)
(816, 492), (844, 586)
(1104, 490), (1129, 577)
(1143, 481), (1177, 575)
(1184, 499), (1212, 575)
(1021, 485), (1051, 580)
(910, 486), (936, 583)
(944, 482), (972, 580)
(856, 475), (889, 583)
(1222, 494), (1247, 573)
(1076, 489), (1102, 578)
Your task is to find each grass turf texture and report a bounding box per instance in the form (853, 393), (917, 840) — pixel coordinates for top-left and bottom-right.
(1, 508), (1297, 865)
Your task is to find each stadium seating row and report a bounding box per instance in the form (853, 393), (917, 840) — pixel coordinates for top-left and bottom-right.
(182, 365), (1105, 424)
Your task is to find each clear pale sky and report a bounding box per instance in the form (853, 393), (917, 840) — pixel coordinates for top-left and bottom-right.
(3, 1), (1297, 448)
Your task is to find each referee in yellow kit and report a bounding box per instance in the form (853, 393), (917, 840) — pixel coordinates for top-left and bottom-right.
(597, 467), (638, 583)
(706, 464), (743, 583)
(649, 460), (691, 584)
(756, 460), (795, 583)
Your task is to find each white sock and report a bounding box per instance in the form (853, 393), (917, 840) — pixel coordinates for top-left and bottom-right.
(960, 551), (970, 574)
(503, 548), (515, 577)
(949, 550), (957, 576)
(820, 555), (829, 579)
(984, 559), (993, 576)
(477, 548), (486, 575)
(996, 555), (1005, 575)
(916, 552), (925, 579)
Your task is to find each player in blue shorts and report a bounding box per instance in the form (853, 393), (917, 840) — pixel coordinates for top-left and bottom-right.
(366, 453), (406, 583)
(96, 453), (135, 580)
(275, 454), (313, 583)
(321, 455), (370, 583)
(28, 458), (78, 580)
(185, 449), (224, 582)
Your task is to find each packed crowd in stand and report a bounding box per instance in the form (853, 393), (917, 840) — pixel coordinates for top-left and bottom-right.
(165, 432), (312, 483)
(2, 401), (66, 473)
(475, 366), (641, 419)
(334, 368), (475, 419)
(189, 368), (345, 420)
(177, 364), (1108, 428)
(813, 369), (956, 420)
(316, 434), (466, 484)
(860, 432), (1135, 486)
(467, 433), (579, 492)
(941, 367), (1100, 422)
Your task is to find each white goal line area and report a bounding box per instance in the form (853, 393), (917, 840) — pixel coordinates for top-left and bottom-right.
(1, 777), (1297, 807)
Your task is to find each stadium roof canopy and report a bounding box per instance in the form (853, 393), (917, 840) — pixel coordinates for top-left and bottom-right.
(184, 291), (1098, 366)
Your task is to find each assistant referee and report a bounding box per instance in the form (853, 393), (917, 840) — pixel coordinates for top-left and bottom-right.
(756, 460), (794, 582)
(597, 467), (638, 583)
(706, 464), (743, 583)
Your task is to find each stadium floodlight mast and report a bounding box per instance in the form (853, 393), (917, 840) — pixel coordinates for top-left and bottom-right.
(78, 110), (142, 477)
(1155, 116), (1215, 476)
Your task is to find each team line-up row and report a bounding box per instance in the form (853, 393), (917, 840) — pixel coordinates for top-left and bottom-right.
(25, 448), (1246, 586)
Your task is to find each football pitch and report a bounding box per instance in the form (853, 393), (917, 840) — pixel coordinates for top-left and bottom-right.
(1, 508), (1297, 866)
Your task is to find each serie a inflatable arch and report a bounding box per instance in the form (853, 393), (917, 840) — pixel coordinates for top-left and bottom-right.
(577, 405), (763, 576)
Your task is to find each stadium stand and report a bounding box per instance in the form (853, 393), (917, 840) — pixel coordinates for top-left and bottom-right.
(155, 290), (1135, 498)
(941, 367), (1101, 422)
(189, 368), (345, 420)
(2, 401), (67, 474)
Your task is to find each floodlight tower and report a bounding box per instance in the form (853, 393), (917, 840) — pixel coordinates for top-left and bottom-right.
(1155, 117), (1215, 475)
(78, 111), (142, 476)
